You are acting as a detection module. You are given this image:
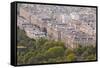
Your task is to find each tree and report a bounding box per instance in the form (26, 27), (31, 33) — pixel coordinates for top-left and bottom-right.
(45, 46), (65, 59)
(84, 54), (96, 61)
(65, 49), (73, 55)
(66, 53), (76, 62)
(74, 44), (86, 56)
(43, 40), (65, 50)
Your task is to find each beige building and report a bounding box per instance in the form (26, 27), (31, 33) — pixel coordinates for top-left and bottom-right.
(18, 6), (96, 49)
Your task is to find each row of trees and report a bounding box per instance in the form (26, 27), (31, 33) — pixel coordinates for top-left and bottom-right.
(17, 28), (96, 65)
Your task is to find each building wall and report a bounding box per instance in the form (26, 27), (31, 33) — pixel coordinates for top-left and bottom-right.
(19, 8), (30, 21)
